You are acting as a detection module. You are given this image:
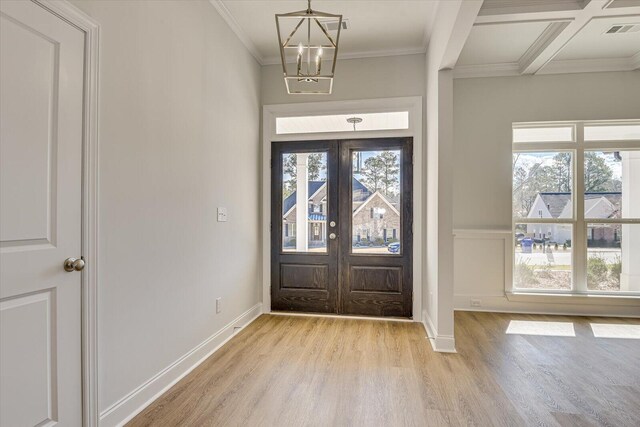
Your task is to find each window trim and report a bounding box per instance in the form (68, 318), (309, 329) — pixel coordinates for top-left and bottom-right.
(512, 120), (640, 297)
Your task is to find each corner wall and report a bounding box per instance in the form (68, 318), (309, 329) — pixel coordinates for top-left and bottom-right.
(70, 1), (262, 424)
(423, 0), (482, 352)
(453, 71), (640, 316)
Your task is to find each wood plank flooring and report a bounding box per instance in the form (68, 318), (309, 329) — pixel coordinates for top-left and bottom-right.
(128, 312), (640, 426)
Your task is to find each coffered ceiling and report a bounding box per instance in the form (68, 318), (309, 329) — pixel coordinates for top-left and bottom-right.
(456, 0), (640, 77)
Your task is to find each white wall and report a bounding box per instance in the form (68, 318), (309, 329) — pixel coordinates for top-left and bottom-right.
(261, 54), (425, 104)
(70, 0), (262, 422)
(453, 71), (640, 316)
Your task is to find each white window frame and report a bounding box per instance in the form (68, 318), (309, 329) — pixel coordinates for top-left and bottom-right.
(511, 119), (640, 297)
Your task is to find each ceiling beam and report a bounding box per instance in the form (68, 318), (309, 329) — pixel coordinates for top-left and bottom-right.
(474, 0), (640, 75)
(478, 0), (584, 19)
(519, 0), (610, 74)
(518, 20), (571, 73)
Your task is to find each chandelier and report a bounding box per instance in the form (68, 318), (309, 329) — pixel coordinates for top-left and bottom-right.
(275, 0), (343, 94)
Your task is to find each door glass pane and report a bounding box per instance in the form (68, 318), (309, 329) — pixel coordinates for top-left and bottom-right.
(512, 152), (573, 219)
(282, 152), (327, 252)
(584, 151), (639, 219)
(351, 150), (401, 254)
(587, 223), (639, 293)
(514, 223), (572, 290)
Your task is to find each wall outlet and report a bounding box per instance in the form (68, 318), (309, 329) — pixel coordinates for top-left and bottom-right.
(217, 207), (228, 222)
(216, 297), (222, 313)
(470, 299), (482, 307)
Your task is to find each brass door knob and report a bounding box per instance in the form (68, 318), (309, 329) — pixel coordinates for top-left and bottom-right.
(64, 257), (85, 272)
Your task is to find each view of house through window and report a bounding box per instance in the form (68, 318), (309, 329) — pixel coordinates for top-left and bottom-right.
(352, 150), (402, 254)
(512, 122), (640, 294)
(282, 152), (328, 252)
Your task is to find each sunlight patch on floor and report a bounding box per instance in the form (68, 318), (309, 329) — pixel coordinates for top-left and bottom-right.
(506, 320), (576, 337)
(590, 323), (640, 339)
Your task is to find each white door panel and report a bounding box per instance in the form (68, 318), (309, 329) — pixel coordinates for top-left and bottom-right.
(1, 1), (85, 425)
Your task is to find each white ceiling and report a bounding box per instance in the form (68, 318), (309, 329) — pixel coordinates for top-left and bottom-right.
(456, 0), (640, 78)
(211, 0), (640, 76)
(215, 0), (438, 64)
(555, 16), (640, 60)
(458, 21), (551, 65)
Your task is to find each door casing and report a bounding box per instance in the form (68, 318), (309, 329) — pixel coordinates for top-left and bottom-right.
(32, 1), (101, 425)
(262, 97), (423, 319)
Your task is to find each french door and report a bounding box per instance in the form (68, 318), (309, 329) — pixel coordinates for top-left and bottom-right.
(271, 138), (413, 317)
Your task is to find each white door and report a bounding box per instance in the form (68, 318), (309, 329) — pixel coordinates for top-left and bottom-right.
(0, 1), (85, 425)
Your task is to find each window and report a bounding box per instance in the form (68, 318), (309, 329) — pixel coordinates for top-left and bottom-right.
(512, 121), (640, 295)
(276, 111), (409, 135)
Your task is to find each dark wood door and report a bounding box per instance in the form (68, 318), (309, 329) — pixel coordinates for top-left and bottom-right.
(271, 141), (339, 313)
(338, 138), (413, 317)
(271, 138), (412, 317)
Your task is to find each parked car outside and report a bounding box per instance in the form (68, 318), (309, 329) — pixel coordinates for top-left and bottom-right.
(387, 242), (400, 253)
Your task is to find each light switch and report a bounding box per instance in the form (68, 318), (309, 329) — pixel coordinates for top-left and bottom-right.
(217, 207), (228, 222)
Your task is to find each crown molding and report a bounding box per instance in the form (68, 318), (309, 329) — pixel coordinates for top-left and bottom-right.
(261, 46), (427, 66)
(454, 55), (640, 78)
(209, 0), (264, 65)
(538, 56), (639, 74)
(453, 62), (521, 78)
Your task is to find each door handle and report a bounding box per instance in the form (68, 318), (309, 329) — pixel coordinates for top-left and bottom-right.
(329, 233), (337, 240)
(64, 257), (85, 272)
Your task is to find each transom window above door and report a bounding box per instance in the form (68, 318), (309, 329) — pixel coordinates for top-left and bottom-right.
(276, 111), (409, 135)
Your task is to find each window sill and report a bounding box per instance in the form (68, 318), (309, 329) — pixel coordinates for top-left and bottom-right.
(506, 291), (640, 307)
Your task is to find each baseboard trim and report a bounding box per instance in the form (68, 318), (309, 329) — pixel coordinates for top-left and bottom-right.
(454, 294), (640, 317)
(422, 310), (457, 353)
(98, 302), (263, 427)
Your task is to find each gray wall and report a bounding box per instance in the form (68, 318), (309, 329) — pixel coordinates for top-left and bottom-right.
(261, 54), (425, 104)
(454, 71), (640, 230)
(71, 0), (261, 414)
(452, 71), (640, 315)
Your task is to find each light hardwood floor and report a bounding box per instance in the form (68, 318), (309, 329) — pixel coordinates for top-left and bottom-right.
(128, 312), (640, 426)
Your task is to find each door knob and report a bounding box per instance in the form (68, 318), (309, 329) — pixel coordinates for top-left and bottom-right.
(64, 257), (85, 272)
(329, 233), (337, 240)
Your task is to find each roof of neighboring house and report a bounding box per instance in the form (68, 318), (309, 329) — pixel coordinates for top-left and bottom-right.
(283, 181), (326, 215)
(283, 178), (372, 215)
(535, 192), (622, 219)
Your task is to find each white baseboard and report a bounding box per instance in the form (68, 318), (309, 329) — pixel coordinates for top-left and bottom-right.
(99, 303), (263, 427)
(454, 294), (640, 317)
(422, 310), (457, 353)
